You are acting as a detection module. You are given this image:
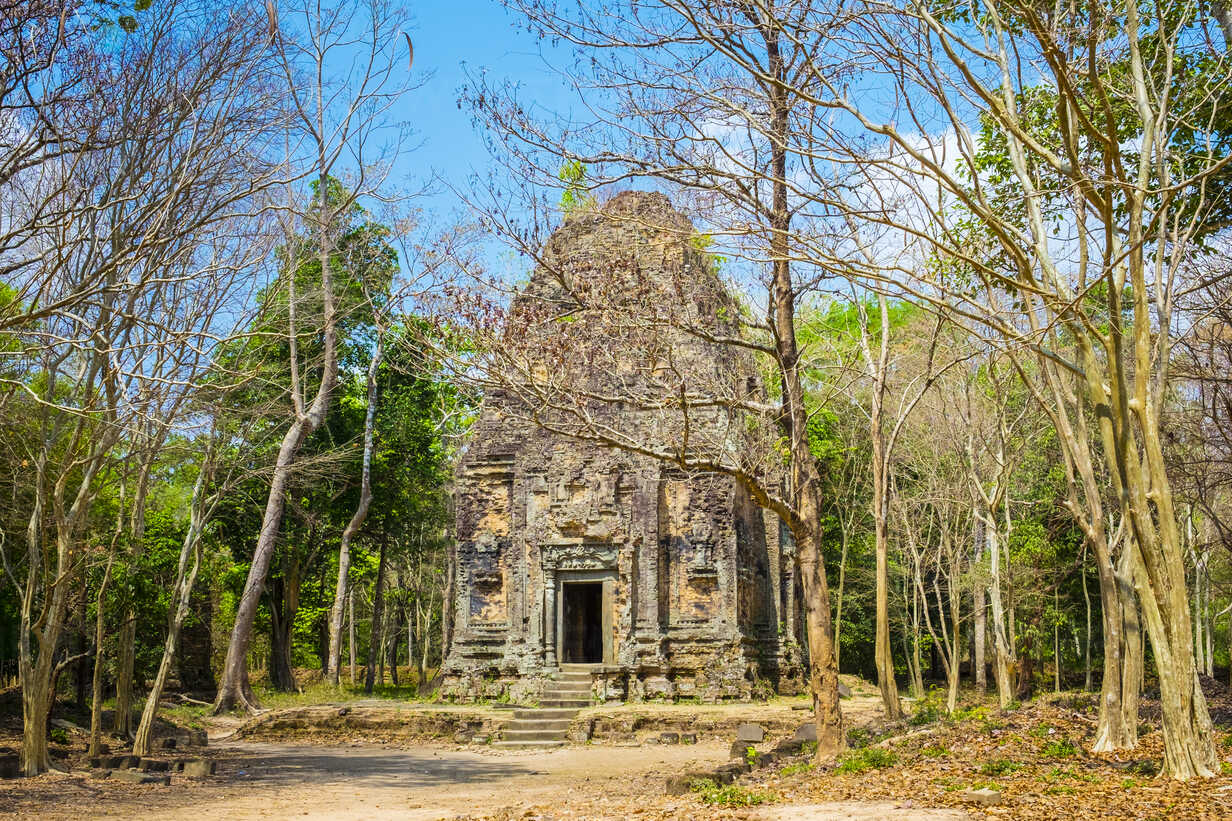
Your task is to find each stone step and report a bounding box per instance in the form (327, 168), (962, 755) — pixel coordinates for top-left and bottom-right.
(550, 680), (590, 690)
(514, 708), (577, 720)
(540, 698), (590, 708)
(555, 670), (593, 680)
(544, 683), (590, 695)
(500, 728), (569, 742)
(491, 740), (566, 750)
(503, 719), (572, 732)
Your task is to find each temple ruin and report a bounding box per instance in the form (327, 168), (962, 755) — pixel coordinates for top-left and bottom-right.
(441, 192), (805, 703)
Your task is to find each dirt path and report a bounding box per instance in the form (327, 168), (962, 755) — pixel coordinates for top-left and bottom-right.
(0, 738), (967, 820)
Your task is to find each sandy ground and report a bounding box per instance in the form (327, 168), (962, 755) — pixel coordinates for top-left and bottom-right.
(0, 737), (967, 821)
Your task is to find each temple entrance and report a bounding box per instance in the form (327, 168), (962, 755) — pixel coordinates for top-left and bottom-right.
(561, 581), (603, 664)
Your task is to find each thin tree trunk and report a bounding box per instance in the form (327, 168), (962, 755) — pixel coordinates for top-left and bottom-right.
(88, 555), (115, 758)
(327, 337), (382, 685)
(348, 589), (356, 685)
(365, 536), (389, 694)
(214, 153), (341, 713)
(133, 490), (207, 756)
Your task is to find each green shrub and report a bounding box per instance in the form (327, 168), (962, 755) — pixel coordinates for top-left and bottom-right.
(1028, 723), (1054, 739)
(950, 704), (988, 723)
(49, 727), (69, 745)
(1041, 739), (1079, 759)
(909, 693), (944, 727)
(689, 778), (774, 807)
(846, 727), (873, 749)
(978, 758), (1022, 776)
(836, 747), (897, 774)
(780, 761), (815, 777)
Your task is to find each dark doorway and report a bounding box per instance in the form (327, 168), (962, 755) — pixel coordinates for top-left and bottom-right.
(561, 582), (603, 663)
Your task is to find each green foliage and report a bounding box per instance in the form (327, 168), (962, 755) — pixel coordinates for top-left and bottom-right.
(1041, 739), (1080, 759)
(920, 744), (949, 758)
(779, 760), (815, 776)
(908, 692), (944, 726)
(835, 747), (897, 774)
(689, 779), (774, 807)
(558, 160), (596, 216)
(979, 758), (1022, 777)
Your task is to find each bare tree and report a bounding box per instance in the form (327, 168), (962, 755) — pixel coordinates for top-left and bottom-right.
(213, 0), (415, 713)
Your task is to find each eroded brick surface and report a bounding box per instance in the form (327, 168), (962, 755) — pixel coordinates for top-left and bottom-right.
(442, 192), (806, 702)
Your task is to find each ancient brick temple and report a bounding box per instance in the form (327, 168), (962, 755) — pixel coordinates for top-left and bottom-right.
(440, 192), (805, 703)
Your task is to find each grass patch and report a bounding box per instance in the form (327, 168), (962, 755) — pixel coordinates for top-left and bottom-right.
(1027, 723), (1054, 739)
(836, 747), (897, 774)
(909, 693), (944, 726)
(978, 758), (1023, 777)
(1040, 739), (1080, 759)
(949, 704), (989, 723)
(920, 744), (949, 758)
(846, 727), (873, 748)
(689, 778), (774, 807)
(779, 761), (815, 777)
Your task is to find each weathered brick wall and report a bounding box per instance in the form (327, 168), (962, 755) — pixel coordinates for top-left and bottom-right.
(441, 192), (802, 703)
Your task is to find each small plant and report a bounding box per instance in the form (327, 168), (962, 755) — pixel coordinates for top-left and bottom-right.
(1041, 739), (1079, 759)
(979, 758), (1022, 776)
(836, 747), (897, 774)
(1121, 777), (1139, 790)
(909, 692), (944, 726)
(689, 778), (774, 807)
(1123, 759), (1159, 776)
(1045, 784), (1077, 795)
(745, 746), (758, 767)
(49, 727), (69, 745)
(980, 717), (1007, 735)
(921, 744), (949, 758)
(800, 740), (818, 756)
(846, 727), (873, 749)
(949, 704), (989, 723)
(780, 761), (815, 777)
(1028, 723), (1055, 739)
(1003, 700), (1022, 712)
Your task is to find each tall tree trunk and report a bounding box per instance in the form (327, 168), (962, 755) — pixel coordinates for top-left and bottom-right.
(268, 568), (301, 693)
(133, 465), (211, 756)
(214, 156), (341, 713)
(762, 20), (842, 758)
(327, 337), (382, 685)
(348, 588), (356, 685)
(88, 556), (115, 758)
(365, 536), (389, 694)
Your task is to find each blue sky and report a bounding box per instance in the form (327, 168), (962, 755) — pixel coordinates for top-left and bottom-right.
(403, 0), (571, 223)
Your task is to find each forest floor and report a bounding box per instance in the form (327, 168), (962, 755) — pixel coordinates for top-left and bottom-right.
(2, 682), (1232, 819)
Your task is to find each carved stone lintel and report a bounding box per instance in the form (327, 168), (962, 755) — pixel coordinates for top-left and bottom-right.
(541, 542), (618, 570)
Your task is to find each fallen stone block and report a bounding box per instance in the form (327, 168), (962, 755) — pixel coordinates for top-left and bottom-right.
(730, 741), (755, 760)
(736, 722), (765, 743)
(792, 722), (818, 743)
(50, 718), (85, 733)
(838, 681), (853, 699)
(0, 754), (20, 779)
(960, 788), (1001, 806)
(110, 768), (170, 785)
(658, 732), (680, 745)
(679, 732), (697, 744)
(774, 739), (805, 756)
(160, 737), (177, 750)
(188, 729), (208, 747)
(664, 771), (708, 795)
(139, 759), (170, 773)
(180, 759), (216, 778)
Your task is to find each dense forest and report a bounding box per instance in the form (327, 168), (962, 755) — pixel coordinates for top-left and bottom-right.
(4, 0), (1232, 790)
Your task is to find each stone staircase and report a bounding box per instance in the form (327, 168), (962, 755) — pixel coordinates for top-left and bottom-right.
(493, 666), (592, 749)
